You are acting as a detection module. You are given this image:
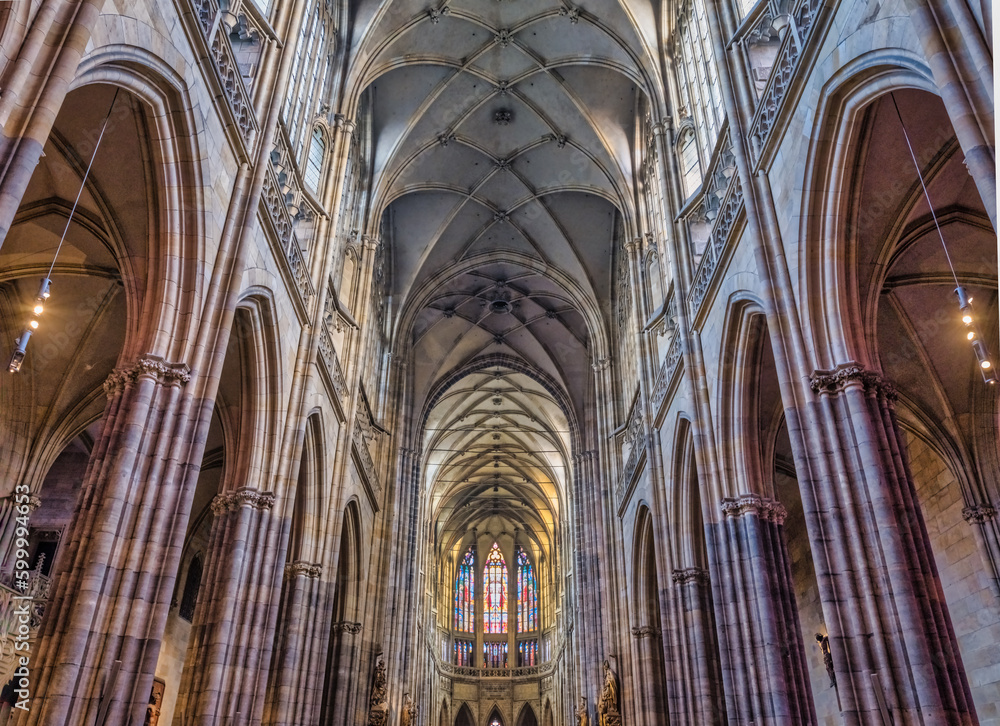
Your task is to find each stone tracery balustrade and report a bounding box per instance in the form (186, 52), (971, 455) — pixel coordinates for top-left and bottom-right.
(352, 413), (383, 506)
(436, 660), (557, 679)
(208, 30), (257, 142)
(650, 331), (683, 414)
(188, 0), (258, 143)
(688, 181), (744, 316)
(317, 325), (349, 401)
(261, 167), (316, 306)
(747, 0), (822, 161)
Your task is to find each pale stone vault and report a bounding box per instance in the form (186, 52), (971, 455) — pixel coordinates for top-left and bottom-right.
(0, 0), (996, 725)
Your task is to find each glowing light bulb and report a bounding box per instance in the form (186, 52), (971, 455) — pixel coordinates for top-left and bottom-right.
(33, 304), (43, 315)
(982, 360), (992, 370)
(29, 320), (39, 330)
(962, 314), (973, 324)
(968, 331), (976, 340)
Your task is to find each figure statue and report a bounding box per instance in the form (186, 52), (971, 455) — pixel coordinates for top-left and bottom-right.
(575, 697), (589, 726)
(368, 656), (389, 726)
(598, 660), (620, 726)
(401, 692), (417, 726)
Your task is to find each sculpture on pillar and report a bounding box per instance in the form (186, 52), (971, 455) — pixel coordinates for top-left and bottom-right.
(401, 692), (417, 726)
(575, 697), (589, 726)
(597, 659), (620, 726)
(368, 656), (389, 726)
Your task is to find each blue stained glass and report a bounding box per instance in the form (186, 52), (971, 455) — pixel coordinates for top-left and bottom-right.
(516, 546), (537, 632)
(454, 547), (475, 633)
(484, 543), (508, 633)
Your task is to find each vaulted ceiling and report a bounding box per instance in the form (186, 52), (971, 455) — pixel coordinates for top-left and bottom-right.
(343, 0), (663, 559)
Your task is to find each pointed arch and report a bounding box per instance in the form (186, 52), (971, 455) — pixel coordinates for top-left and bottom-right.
(515, 703), (537, 726)
(516, 545), (537, 633)
(485, 704), (505, 726)
(454, 545), (475, 633)
(454, 702), (475, 726)
(483, 542), (508, 634)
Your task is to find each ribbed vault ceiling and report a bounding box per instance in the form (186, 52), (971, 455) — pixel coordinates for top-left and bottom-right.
(347, 0), (660, 558)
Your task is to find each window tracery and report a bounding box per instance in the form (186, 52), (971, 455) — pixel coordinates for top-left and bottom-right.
(453, 547), (475, 633)
(305, 127), (326, 190)
(484, 641), (508, 669)
(516, 546), (537, 632)
(484, 542), (508, 634)
(672, 0), (724, 162)
(283, 1), (334, 154)
(454, 639), (473, 666)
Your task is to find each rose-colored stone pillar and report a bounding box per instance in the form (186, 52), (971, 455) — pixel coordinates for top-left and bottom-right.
(18, 357), (193, 726)
(706, 495), (815, 725)
(670, 568), (725, 726)
(174, 487), (279, 725)
(806, 364), (977, 724)
(263, 561), (326, 726)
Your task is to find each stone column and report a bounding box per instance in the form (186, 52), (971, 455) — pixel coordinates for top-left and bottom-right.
(175, 487), (278, 725)
(670, 568), (725, 726)
(323, 619), (364, 726)
(264, 561), (324, 726)
(629, 624), (666, 726)
(806, 364), (977, 724)
(18, 356), (192, 726)
(706, 495), (814, 725)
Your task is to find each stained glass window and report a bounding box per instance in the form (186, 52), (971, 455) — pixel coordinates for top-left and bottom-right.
(454, 639), (473, 666)
(454, 547), (475, 633)
(484, 542), (508, 633)
(518, 639), (538, 667)
(516, 546), (537, 632)
(483, 641), (508, 669)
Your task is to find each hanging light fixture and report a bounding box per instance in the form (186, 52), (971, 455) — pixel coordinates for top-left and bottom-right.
(8, 88), (120, 373)
(889, 93), (996, 384)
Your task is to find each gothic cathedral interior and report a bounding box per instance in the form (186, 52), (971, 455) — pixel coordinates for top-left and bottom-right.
(0, 0), (996, 725)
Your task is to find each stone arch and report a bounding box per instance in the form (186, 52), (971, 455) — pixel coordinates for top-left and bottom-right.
(798, 57), (944, 368)
(68, 52), (208, 363)
(439, 698), (450, 726)
(715, 294), (773, 500)
(800, 61), (1000, 716)
(455, 702), (475, 726)
(630, 505), (668, 724)
(515, 703), (537, 726)
(288, 412), (326, 564)
(542, 700), (553, 726)
(319, 499), (366, 725)
(485, 703), (505, 726)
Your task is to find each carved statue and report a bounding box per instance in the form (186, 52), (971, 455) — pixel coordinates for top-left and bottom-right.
(368, 656), (389, 726)
(575, 697), (589, 726)
(401, 692), (417, 726)
(598, 660), (620, 726)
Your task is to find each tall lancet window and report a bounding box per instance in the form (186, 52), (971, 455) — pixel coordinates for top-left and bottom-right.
(484, 542), (508, 633)
(454, 547), (475, 633)
(516, 546), (537, 632)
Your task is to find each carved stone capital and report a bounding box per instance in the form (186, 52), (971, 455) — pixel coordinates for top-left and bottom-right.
(721, 494), (787, 524)
(671, 567), (709, 586)
(591, 357), (611, 372)
(332, 620), (363, 634)
(284, 561), (322, 579)
(963, 503), (998, 525)
(623, 237), (643, 254)
(631, 625), (661, 638)
(26, 495), (42, 512)
(810, 363), (897, 401)
(104, 356), (191, 397)
(211, 487), (276, 515)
